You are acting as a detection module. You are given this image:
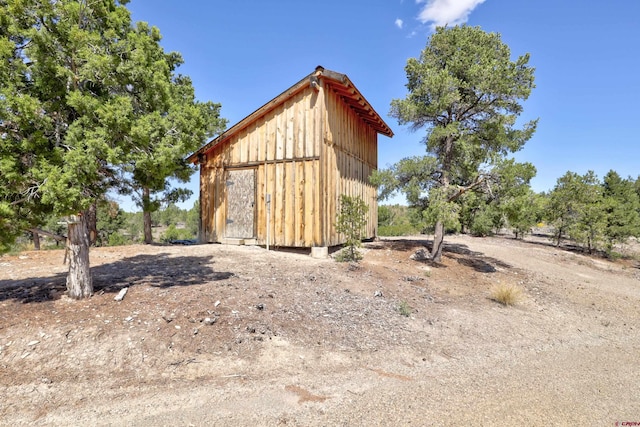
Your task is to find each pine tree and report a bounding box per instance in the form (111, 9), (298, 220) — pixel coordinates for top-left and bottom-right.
(603, 170), (640, 253)
(380, 26), (537, 261)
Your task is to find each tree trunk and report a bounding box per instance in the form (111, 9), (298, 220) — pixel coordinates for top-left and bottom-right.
(143, 210), (153, 244)
(143, 187), (153, 244)
(87, 202), (98, 246)
(555, 226), (563, 247)
(66, 213), (93, 299)
(431, 220), (445, 262)
(32, 230), (40, 250)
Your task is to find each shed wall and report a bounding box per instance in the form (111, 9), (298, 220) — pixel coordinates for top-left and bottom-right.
(323, 84), (379, 246)
(199, 81), (379, 248)
(200, 85), (324, 247)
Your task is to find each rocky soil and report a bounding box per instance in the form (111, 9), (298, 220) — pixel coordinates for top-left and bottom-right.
(1, 234), (639, 426)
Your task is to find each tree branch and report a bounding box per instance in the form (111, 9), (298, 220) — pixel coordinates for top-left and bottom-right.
(448, 176), (486, 202)
(30, 228), (67, 242)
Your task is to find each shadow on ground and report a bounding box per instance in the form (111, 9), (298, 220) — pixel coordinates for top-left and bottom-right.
(368, 237), (512, 273)
(0, 253), (232, 304)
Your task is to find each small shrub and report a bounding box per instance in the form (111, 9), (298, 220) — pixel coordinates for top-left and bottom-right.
(490, 283), (523, 306)
(607, 250), (623, 261)
(334, 248), (362, 262)
(160, 224), (195, 243)
(469, 209), (495, 237)
(398, 301), (412, 317)
(335, 195), (368, 262)
(108, 232), (128, 247)
(378, 224), (418, 237)
(6, 241), (30, 255)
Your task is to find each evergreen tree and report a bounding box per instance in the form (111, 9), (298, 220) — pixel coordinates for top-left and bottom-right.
(335, 195), (368, 262)
(603, 170), (640, 253)
(502, 188), (543, 239)
(572, 171), (606, 253)
(112, 22), (226, 244)
(547, 172), (583, 247)
(0, 0), (223, 297)
(546, 171), (607, 252)
(1, 0), (136, 297)
(376, 25), (537, 261)
(95, 200), (126, 246)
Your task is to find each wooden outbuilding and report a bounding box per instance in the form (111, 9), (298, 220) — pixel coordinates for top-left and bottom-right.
(187, 66), (393, 251)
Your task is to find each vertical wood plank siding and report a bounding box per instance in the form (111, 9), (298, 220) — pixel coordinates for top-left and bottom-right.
(323, 84), (378, 246)
(199, 81), (379, 248)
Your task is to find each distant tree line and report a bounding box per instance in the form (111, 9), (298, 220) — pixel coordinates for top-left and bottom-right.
(11, 200), (200, 252)
(544, 170), (640, 256)
(378, 169), (640, 258)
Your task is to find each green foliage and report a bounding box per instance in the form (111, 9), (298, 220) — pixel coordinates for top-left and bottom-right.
(3, 234), (31, 255)
(377, 204), (418, 236)
(378, 25), (537, 261)
(397, 301), (412, 317)
(458, 191), (497, 236)
(158, 203), (185, 227)
(421, 187), (462, 232)
(123, 211), (143, 242)
(502, 189), (545, 239)
(572, 173), (607, 253)
(1, 0), (136, 252)
(113, 22), (226, 243)
(335, 195), (368, 262)
(0, 0), (225, 253)
(468, 204), (498, 237)
(107, 232), (128, 247)
(603, 170), (640, 253)
(378, 205), (395, 228)
(546, 171), (584, 246)
(546, 171), (608, 252)
(160, 224), (195, 243)
(371, 156), (439, 208)
(96, 200), (126, 246)
(378, 224), (418, 237)
(544, 170), (640, 255)
(186, 200), (200, 237)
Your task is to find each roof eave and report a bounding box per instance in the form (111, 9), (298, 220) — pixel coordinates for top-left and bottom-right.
(187, 66), (393, 164)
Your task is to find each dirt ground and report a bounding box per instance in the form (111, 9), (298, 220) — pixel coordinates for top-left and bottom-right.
(1, 233), (639, 426)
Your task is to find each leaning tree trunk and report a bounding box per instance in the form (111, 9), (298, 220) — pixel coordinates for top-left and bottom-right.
(66, 213), (93, 299)
(431, 220), (445, 262)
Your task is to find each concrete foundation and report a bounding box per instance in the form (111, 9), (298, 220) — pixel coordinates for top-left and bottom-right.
(310, 246), (329, 259)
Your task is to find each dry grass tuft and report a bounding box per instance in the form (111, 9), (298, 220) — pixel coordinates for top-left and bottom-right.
(397, 301), (412, 317)
(490, 283), (523, 306)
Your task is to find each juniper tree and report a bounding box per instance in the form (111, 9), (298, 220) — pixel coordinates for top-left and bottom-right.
(0, 0), (223, 297)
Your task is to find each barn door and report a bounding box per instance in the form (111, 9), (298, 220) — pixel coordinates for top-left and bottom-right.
(225, 169), (256, 238)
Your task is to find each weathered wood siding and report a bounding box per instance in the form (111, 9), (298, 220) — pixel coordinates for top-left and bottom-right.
(200, 85), (324, 247)
(199, 79), (379, 248)
(323, 82), (378, 246)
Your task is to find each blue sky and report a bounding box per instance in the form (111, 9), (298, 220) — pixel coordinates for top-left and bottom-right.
(120, 0), (640, 210)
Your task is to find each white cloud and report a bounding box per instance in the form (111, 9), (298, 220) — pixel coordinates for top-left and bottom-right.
(395, 18), (404, 29)
(416, 0), (486, 29)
